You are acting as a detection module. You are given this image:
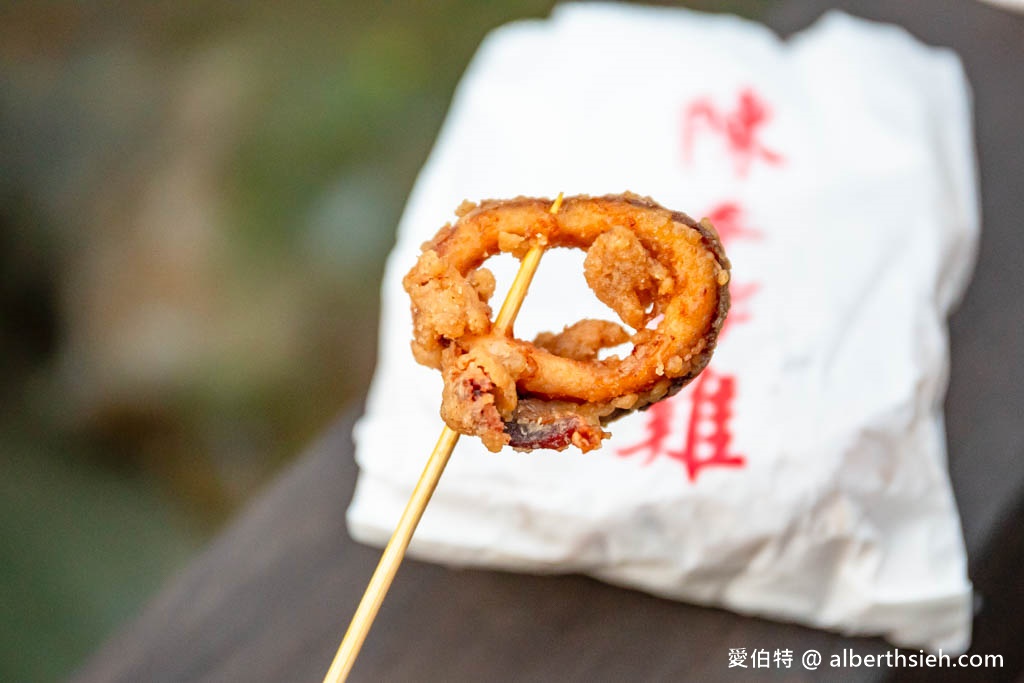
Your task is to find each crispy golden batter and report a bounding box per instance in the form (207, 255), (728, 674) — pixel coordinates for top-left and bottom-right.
(402, 193), (730, 453)
(584, 226), (669, 330)
(533, 319), (630, 362)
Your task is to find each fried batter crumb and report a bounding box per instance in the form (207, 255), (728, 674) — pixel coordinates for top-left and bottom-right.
(403, 251), (493, 368)
(533, 319), (630, 362)
(404, 193), (730, 452)
(584, 226), (669, 330)
(497, 231), (526, 253)
(468, 267), (496, 302)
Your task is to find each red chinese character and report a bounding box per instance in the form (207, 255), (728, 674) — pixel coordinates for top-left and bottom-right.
(616, 199), (762, 481)
(617, 399), (674, 465)
(666, 368), (746, 482)
(617, 276), (757, 480)
(705, 201), (762, 246)
(682, 88), (783, 177)
(617, 368), (746, 482)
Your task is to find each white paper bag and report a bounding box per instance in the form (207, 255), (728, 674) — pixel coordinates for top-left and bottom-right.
(347, 5), (978, 653)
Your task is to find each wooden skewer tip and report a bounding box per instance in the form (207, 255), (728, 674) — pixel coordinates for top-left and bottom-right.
(323, 194), (562, 682)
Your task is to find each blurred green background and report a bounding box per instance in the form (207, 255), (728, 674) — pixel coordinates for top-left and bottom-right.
(0, 2), (766, 680)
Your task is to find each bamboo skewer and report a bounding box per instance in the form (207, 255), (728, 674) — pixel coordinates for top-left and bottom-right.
(323, 194), (563, 683)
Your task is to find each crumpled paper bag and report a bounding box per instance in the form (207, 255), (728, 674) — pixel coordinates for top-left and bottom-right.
(347, 5), (978, 653)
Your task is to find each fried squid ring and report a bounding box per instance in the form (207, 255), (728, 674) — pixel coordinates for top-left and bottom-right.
(403, 193), (730, 453)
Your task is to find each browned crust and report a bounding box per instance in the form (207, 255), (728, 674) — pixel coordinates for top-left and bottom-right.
(404, 192), (730, 452)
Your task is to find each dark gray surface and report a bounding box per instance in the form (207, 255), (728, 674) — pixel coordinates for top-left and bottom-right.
(73, 1), (1024, 681)
(72, 409), (894, 683)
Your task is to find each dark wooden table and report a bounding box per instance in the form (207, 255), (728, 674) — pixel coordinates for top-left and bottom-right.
(73, 2), (1024, 681)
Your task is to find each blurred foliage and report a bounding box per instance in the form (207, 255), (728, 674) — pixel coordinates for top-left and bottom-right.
(0, 1), (772, 681)
(0, 424), (198, 682)
(0, 1), (560, 680)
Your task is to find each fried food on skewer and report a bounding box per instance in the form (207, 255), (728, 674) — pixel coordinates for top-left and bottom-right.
(404, 193), (730, 453)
